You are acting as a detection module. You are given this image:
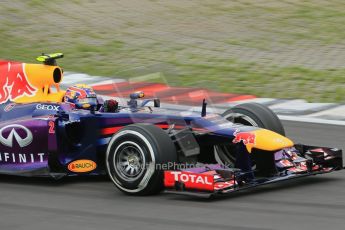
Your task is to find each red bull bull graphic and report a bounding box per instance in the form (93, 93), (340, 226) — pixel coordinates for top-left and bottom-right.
(0, 60), (65, 104)
(232, 129), (294, 153)
(232, 130), (256, 145)
(232, 129), (256, 153)
(0, 61), (37, 104)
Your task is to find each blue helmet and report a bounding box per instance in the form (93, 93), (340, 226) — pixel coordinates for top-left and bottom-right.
(64, 84), (97, 109)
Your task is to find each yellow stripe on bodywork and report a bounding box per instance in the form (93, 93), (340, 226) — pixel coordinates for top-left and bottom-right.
(244, 129), (294, 153)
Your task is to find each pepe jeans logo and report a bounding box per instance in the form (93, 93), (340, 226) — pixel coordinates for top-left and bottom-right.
(4, 103), (15, 112)
(0, 124), (33, 148)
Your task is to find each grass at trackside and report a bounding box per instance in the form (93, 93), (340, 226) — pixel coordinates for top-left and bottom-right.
(166, 61), (345, 103)
(0, 0), (345, 102)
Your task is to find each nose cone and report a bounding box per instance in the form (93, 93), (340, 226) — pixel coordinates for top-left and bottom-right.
(235, 129), (294, 153)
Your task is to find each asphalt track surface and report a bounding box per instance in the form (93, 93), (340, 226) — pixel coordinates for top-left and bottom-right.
(0, 121), (344, 230)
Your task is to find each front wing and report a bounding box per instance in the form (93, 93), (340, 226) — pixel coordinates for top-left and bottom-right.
(164, 145), (343, 198)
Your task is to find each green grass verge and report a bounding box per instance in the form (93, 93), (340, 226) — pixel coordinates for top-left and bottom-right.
(0, 0), (344, 102)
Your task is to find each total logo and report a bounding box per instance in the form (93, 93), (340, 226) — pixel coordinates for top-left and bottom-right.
(0, 124), (33, 148)
(164, 171), (214, 191)
(68, 159), (97, 173)
(169, 171), (213, 184)
(36, 104), (60, 111)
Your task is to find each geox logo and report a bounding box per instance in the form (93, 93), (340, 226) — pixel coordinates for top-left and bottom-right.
(36, 104), (60, 111)
(0, 124), (33, 148)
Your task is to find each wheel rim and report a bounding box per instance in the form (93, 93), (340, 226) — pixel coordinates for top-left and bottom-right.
(214, 145), (236, 167)
(114, 141), (146, 181)
(216, 112), (258, 168)
(223, 112), (259, 127)
(214, 144), (256, 169)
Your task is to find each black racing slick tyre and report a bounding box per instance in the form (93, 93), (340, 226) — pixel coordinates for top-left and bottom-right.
(106, 124), (177, 195)
(215, 103), (285, 167)
(222, 102), (285, 136)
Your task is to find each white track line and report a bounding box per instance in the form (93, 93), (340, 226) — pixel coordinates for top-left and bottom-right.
(62, 73), (345, 126)
(278, 115), (345, 126)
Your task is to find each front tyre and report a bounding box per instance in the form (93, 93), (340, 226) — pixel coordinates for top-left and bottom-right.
(222, 102), (285, 135)
(215, 103), (285, 166)
(106, 124), (177, 195)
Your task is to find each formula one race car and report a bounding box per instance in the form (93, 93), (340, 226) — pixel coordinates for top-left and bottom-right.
(0, 54), (342, 197)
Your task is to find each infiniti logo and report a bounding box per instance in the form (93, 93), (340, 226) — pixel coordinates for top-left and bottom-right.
(0, 124), (33, 148)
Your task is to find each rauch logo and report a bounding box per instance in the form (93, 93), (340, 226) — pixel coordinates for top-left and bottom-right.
(68, 160), (97, 173)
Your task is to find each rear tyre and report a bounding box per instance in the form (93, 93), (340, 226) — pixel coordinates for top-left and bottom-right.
(106, 124), (177, 195)
(216, 103), (285, 166)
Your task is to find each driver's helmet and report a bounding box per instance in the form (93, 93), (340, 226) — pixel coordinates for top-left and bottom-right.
(64, 84), (97, 109)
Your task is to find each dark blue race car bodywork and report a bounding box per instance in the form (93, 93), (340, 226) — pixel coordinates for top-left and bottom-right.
(0, 55), (342, 197)
(0, 102), (223, 175)
(0, 100), (342, 197)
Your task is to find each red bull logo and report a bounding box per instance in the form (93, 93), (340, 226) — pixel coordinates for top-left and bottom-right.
(0, 61), (37, 104)
(232, 130), (256, 145)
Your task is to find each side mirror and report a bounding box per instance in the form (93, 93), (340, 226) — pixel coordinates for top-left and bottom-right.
(128, 91), (144, 109)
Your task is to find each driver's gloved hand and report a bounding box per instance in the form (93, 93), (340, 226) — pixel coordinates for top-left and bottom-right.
(103, 99), (118, 112)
